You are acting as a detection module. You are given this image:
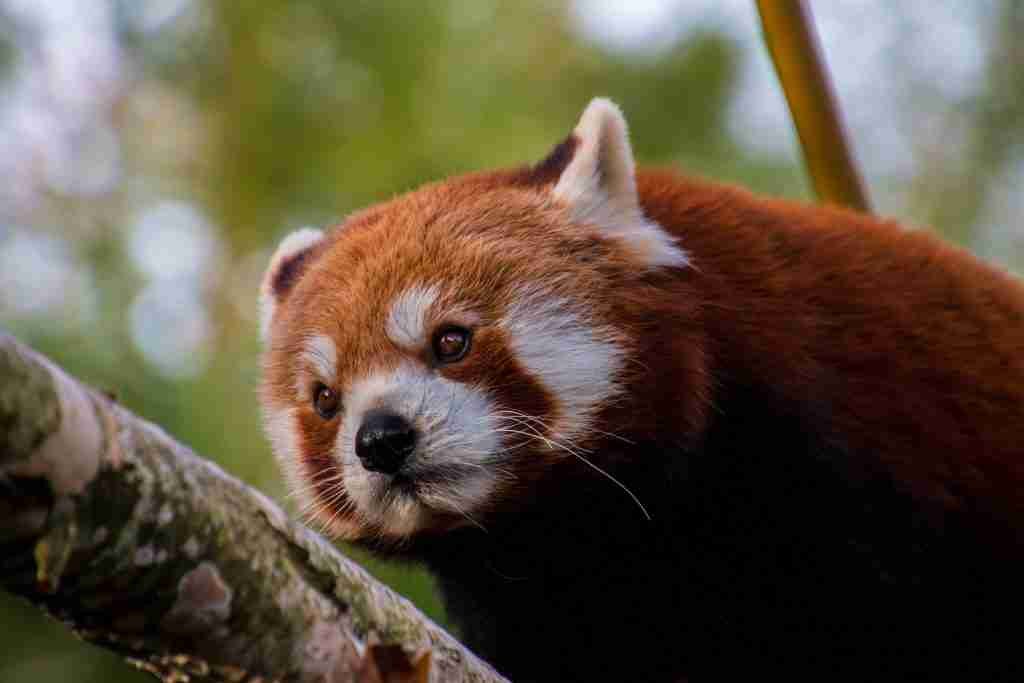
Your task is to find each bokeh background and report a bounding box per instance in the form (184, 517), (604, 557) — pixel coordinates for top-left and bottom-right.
(1, 1), (1021, 680)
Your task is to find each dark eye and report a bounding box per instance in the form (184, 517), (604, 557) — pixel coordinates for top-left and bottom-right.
(432, 326), (471, 363)
(313, 383), (341, 420)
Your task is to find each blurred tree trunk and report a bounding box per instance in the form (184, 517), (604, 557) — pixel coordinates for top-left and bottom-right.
(0, 333), (505, 683)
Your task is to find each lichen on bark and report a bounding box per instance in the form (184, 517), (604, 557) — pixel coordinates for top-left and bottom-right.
(0, 333), (505, 683)
(0, 333), (61, 465)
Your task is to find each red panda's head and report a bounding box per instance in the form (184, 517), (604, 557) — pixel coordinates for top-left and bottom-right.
(259, 99), (702, 544)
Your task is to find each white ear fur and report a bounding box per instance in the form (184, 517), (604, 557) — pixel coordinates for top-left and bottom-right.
(552, 98), (688, 269)
(259, 227), (325, 341)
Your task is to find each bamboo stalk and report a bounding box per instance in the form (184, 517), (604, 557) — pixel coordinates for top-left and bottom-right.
(756, 0), (872, 212)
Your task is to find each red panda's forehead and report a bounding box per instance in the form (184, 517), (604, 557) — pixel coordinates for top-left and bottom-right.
(266, 175), (629, 406)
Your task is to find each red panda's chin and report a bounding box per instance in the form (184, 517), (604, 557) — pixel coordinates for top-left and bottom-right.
(319, 501), (472, 546)
(314, 466), (495, 543)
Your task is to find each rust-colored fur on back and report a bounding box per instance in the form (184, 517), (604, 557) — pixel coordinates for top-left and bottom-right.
(637, 169), (1024, 535)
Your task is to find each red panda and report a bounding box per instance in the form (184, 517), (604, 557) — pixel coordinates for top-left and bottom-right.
(259, 98), (1024, 682)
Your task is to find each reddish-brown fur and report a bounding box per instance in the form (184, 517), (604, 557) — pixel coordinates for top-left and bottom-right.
(635, 170), (1024, 536)
(263, 144), (1024, 680)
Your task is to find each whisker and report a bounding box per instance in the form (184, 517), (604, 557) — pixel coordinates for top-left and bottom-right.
(567, 451), (651, 521)
(494, 418), (651, 521)
(492, 409), (636, 446)
(426, 489), (488, 534)
(285, 470), (345, 501)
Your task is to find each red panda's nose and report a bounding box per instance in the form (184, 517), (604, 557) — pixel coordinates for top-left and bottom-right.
(355, 410), (417, 474)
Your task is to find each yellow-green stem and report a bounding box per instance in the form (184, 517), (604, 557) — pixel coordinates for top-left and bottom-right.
(756, 0), (872, 212)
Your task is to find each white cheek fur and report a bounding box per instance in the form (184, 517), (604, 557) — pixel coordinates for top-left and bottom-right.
(501, 289), (624, 442)
(263, 405), (307, 506)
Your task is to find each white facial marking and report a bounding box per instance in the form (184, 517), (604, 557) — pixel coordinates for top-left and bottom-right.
(262, 405), (305, 505)
(501, 288), (624, 441)
(338, 363), (499, 537)
(386, 285), (440, 350)
(553, 98), (688, 269)
(298, 334), (337, 395)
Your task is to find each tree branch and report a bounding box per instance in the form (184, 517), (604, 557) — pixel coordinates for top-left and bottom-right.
(0, 333), (506, 683)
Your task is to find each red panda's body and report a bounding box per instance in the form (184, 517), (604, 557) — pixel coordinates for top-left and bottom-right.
(260, 100), (1024, 681)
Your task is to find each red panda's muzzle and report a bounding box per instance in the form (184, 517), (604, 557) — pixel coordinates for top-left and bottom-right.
(354, 409), (417, 474)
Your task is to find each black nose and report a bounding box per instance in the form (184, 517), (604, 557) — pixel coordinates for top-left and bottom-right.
(355, 410), (417, 474)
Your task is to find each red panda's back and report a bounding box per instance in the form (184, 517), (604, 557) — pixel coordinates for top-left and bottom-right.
(638, 168), (1024, 540)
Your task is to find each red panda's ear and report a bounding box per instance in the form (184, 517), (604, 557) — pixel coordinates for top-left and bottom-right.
(259, 228), (325, 342)
(552, 98), (688, 269)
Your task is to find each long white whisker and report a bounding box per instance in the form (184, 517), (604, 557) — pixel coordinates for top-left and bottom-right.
(568, 451), (651, 521)
(494, 417), (651, 521)
(285, 470), (344, 501)
(493, 409), (635, 446)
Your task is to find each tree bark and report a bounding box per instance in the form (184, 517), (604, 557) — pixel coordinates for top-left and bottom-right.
(0, 333), (506, 683)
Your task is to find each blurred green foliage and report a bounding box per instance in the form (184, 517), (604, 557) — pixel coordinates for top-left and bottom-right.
(0, 32), (11, 79)
(0, 1), (1021, 682)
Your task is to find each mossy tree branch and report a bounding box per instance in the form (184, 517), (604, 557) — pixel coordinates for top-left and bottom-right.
(0, 333), (506, 683)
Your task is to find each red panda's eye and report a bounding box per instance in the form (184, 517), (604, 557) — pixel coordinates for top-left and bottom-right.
(313, 383), (341, 420)
(432, 326), (471, 363)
